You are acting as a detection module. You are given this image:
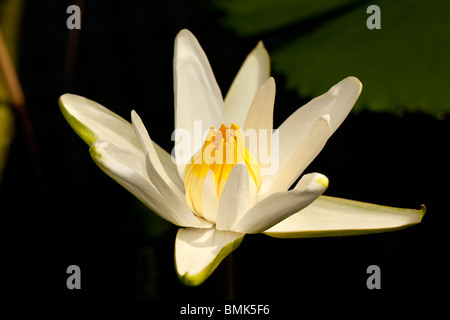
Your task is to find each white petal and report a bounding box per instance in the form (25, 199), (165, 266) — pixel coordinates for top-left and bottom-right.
(173, 29), (225, 179)
(248, 176), (258, 208)
(216, 163), (250, 231)
(258, 115), (331, 199)
(243, 77), (275, 131)
(59, 94), (141, 155)
(59, 94), (182, 197)
(224, 41), (270, 126)
(89, 140), (211, 228)
(278, 77), (362, 147)
(201, 170), (219, 223)
(175, 227), (244, 286)
(264, 195), (426, 238)
(243, 77), (275, 167)
(231, 172), (328, 234)
(265, 77), (361, 194)
(145, 152), (212, 228)
(131, 111), (184, 196)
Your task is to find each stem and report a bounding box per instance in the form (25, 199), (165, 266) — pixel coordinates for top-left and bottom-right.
(215, 253), (234, 300)
(0, 28), (24, 108)
(0, 28), (46, 194)
(213, 253), (235, 299)
(224, 253), (234, 300)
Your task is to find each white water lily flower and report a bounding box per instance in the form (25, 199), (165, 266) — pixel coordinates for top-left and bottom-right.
(59, 29), (425, 286)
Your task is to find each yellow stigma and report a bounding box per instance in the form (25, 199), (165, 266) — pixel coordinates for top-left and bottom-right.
(184, 123), (261, 220)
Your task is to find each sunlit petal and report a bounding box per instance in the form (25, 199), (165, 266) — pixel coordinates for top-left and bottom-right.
(216, 163), (250, 231)
(201, 170), (219, 223)
(89, 140), (211, 228)
(267, 77), (361, 193)
(59, 93), (142, 153)
(145, 152), (212, 228)
(264, 196), (425, 238)
(131, 110), (184, 196)
(175, 227), (244, 286)
(231, 172), (328, 234)
(174, 29), (225, 179)
(224, 41), (270, 127)
(259, 115), (331, 199)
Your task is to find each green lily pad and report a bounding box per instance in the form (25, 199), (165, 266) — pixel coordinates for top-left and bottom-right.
(214, 0), (450, 117)
(213, 0), (360, 36)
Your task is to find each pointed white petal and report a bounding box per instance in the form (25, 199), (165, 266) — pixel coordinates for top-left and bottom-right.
(145, 152), (212, 228)
(224, 41), (270, 126)
(216, 163), (250, 231)
(174, 29), (225, 179)
(243, 77), (275, 132)
(175, 227), (244, 286)
(231, 172), (328, 234)
(278, 77), (361, 146)
(243, 77), (275, 167)
(131, 111), (184, 196)
(59, 94), (141, 154)
(131, 110), (153, 153)
(258, 115), (331, 199)
(201, 170), (219, 223)
(59, 94), (183, 198)
(264, 196), (426, 238)
(264, 77), (361, 194)
(89, 140), (211, 228)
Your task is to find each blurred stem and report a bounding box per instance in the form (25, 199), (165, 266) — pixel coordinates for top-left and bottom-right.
(0, 28), (24, 108)
(225, 253), (234, 300)
(217, 253), (234, 300)
(0, 28), (46, 194)
(136, 246), (158, 299)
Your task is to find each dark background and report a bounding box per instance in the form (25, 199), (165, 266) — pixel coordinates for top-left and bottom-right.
(0, 0), (447, 300)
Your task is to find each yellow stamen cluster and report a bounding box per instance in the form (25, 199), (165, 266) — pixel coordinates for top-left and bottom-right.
(184, 124), (261, 219)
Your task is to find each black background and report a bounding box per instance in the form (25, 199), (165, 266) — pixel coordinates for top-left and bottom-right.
(0, 0), (447, 300)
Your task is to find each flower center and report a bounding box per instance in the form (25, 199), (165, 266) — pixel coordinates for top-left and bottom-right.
(184, 123), (261, 220)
